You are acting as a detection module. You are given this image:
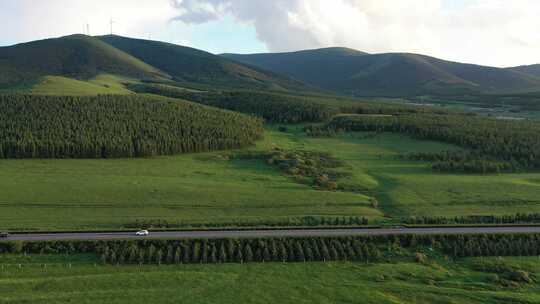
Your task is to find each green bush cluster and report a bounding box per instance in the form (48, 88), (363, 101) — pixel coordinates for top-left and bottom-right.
(474, 260), (535, 287)
(236, 149), (346, 191)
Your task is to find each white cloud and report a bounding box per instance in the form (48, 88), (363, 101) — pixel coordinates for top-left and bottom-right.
(0, 0), (176, 44)
(171, 0), (540, 67)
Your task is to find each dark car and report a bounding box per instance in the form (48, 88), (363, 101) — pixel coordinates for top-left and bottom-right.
(0, 232), (9, 238)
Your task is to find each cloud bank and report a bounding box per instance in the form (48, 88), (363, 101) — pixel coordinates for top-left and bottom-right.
(170, 0), (540, 67)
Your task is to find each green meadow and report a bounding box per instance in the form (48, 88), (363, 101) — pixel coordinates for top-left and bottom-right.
(29, 74), (133, 96)
(2, 254), (540, 304)
(2, 126), (540, 230)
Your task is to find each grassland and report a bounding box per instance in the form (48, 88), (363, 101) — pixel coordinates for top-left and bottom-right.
(300, 131), (540, 218)
(2, 125), (540, 230)
(0, 128), (377, 230)
(29, 74), (132, 95)
(1, 253), (540, 304)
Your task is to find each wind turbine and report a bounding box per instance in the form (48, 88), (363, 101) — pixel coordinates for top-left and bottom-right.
(110, 18), (115, 35)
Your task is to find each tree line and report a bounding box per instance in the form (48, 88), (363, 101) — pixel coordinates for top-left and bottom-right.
(325, 114), (540, 171)
(124, 216), (369, 229)
(128, 83), (338, 123)
(3, 233), (540, 265)
(405, 213), (540, 225)
(403, 151), (515, 174)
(0, 237), (384, 265)
(128, 83), (452, 124)
(0, 94), (263, 158)
(441, 234), (540, 258)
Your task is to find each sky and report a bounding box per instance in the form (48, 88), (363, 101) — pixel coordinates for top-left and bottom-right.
(0, 0), (538, 67)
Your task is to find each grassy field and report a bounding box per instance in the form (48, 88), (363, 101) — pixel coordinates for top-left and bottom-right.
(1, 254), (540, 304)
(0, 128), (377, 230)
(300, 131), (540, 218)
(29, 74), (132, 95)
(2, 126), (540, 230)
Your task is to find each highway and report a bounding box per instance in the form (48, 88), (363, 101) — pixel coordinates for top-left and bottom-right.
(4, 226), (540, 241)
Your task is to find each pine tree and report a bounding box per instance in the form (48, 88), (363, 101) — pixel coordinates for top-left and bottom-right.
(243, 244), (254, 263)
(100, 252), (108, 265)
(166, 246), (174, 264)
(156, 250), (163, 265)
(201, 242), (208, 264)
(218, 243), (228, 263)
(127, 246), (138, 264)
(209, 244), (218, 264)
(294, 241), (306, 262)
(262, 247), (271, 262)
(329, 246), (339, 261)
(235, 247), (244, 263)
(182, 245), (191, 264)
(147, 245), (156, 264)
(304, 245), (314, 262)
(279, 243), (288, 262)
(320, 240), (331, 262)
(192, 242), (201, 263)
(174, 247), (182, 264)
(138, 250), (145, 265)
(110, 251), (117, 265)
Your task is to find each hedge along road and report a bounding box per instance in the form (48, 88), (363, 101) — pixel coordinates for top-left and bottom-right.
(5, 226), (540, 241)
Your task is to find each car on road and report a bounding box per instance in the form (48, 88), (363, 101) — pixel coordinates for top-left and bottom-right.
(135, 230), (149, 236)
(0, 232), (9, 238)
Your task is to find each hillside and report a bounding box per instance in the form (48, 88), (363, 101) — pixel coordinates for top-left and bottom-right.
(0, 35), (168, 89)
(98, 35), (310, 91)
(224, 48), (540, 96)
(510, 64), (540, 78)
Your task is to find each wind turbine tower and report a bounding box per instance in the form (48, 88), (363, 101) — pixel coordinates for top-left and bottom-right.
(110, 18), (115, 35)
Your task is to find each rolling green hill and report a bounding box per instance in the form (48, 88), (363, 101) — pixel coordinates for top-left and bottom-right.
(0, 35), (168, 89)
(98, 35), (310, 91)
(223, 48), (540, 96)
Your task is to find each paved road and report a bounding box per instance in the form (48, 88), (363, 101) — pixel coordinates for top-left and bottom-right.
(4, 226), (540, 241)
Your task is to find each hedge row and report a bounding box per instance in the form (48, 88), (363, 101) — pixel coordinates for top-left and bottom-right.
(2, 234), (540, 265)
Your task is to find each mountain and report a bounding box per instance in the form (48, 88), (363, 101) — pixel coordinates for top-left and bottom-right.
(509, 64), (540, 78)
(98, 35), (309, 91)
(0, 34), (310, 92)
(223, 48), (540, 96)
(0, 35), (168, 88)
(223, 47), (368, 88)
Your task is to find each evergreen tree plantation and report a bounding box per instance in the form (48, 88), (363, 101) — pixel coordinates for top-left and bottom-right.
(0, 94), (263, 158)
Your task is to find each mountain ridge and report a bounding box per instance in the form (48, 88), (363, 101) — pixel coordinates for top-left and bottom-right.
(0, 34), (312, 92)
(223, 47), (540, 96)
(98, 35), (311, 91)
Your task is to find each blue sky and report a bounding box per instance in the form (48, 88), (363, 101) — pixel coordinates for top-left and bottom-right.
(168, 17), (267, 54)
(0, 0), (538, 67)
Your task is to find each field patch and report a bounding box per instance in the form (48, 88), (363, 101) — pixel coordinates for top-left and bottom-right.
(1, 255), (540, 304)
